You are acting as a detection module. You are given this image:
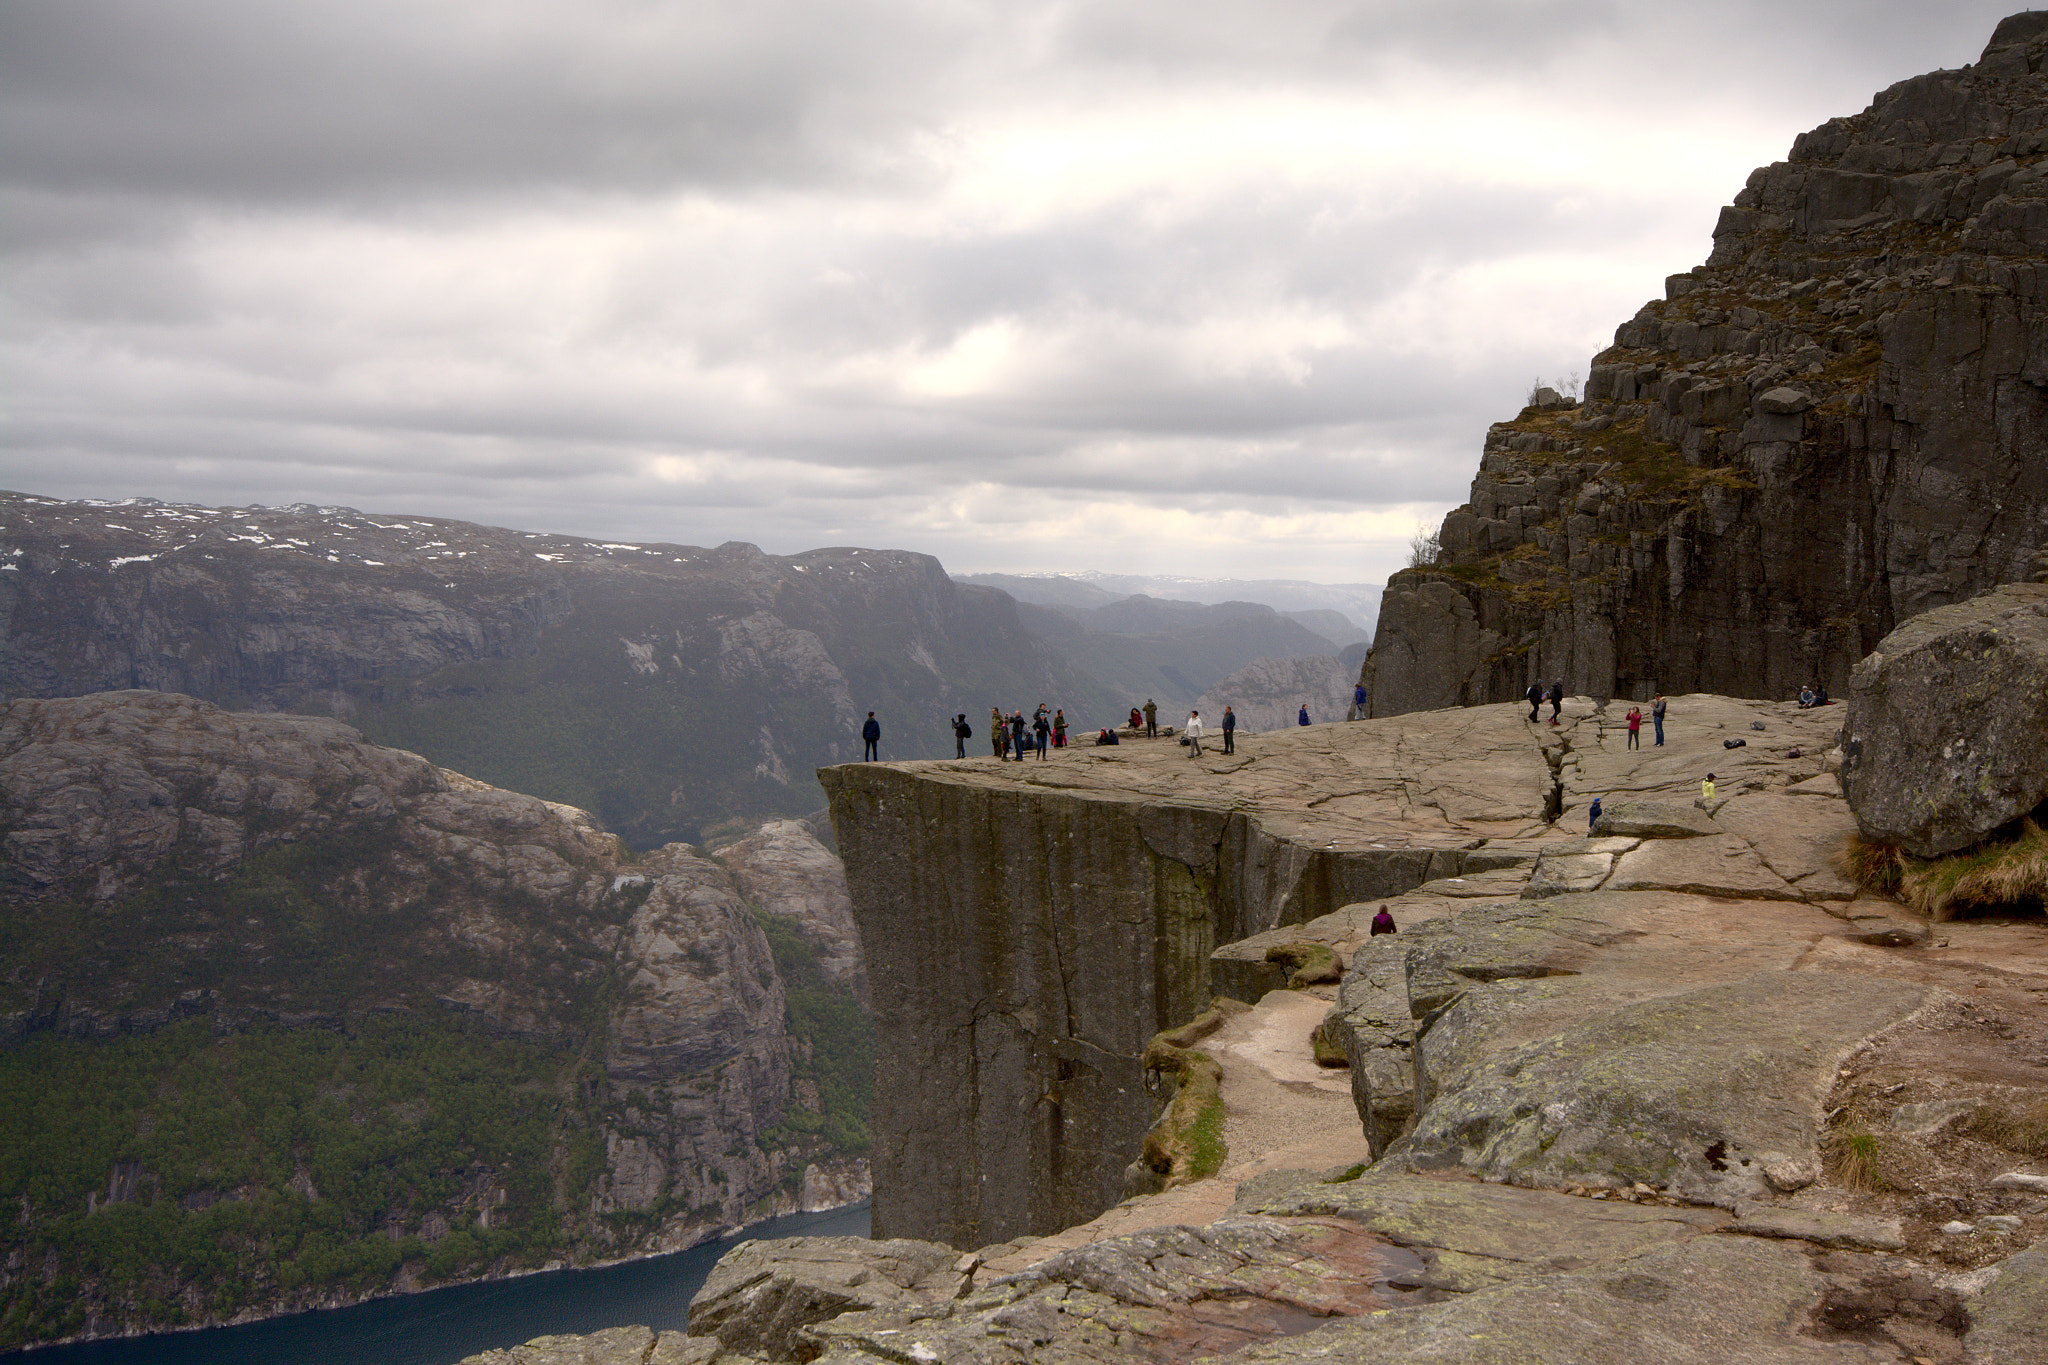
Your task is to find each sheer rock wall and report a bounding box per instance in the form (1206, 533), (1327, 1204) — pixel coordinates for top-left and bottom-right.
(1367, 14), (2048, 716)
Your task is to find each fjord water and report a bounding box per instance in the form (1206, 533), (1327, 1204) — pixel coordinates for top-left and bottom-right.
(23, 1204), (869, 1365)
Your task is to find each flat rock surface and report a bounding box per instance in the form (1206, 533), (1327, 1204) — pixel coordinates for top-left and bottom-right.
(1208, 1235), (1895, 1364)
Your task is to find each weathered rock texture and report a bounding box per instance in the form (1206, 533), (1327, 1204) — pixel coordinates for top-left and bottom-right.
(0, 492), (1109, 847)
(0, 691), (864, 1345)
(1366, 15), (2048, 717)
(820, 713), (1554, 1248)
(1840, 580), (2048, 855)
(507, 676), (2048, 1364)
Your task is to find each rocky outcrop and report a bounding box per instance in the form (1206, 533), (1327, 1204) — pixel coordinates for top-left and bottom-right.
(0, 492), (1109, 847)
(0, 691), (864, 1348)
(1840, 580), (2048, 855)
(1192, 654), (1357, 734)
(1366, 15), (2048, 717)
(820, 716), (1553, 1248)
(712, 819), (868, 1004)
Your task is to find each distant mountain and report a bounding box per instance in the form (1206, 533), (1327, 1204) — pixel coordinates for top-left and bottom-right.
(0, 692), (869, 1347)
(957, 572), (1381, 640)
(0, 493), (1117, 848)
(1195, 654), (1361, 734)
(1012, 596), (1340, 714)
(1280, 609), (1370, 648)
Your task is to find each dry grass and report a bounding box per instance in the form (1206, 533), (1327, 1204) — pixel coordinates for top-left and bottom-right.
(1831, 1130), (1890, 1193)
(1836, 818), (2048, 920)
(1964, 1094), (2048, 1158)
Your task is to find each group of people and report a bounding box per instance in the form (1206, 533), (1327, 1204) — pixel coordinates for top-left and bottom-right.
(963, 704), (1070, 761)
(1527, 683), (1669, 747)
(1797, 682), (1830, 708)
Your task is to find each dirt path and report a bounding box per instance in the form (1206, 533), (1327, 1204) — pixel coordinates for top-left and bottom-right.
(977, 986), (1367, 1274)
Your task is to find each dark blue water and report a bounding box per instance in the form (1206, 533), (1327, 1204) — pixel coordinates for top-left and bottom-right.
(18, 1204), (870, 1364)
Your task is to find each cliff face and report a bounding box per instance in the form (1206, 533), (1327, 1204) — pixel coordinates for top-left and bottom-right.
(1366, 14), (2048, 716)
(820, 724), (1547, 1247)
(0, 492), (1110, 847)
(0, 691), (863, 1348)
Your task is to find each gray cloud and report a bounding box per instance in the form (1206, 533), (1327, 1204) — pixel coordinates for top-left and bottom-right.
(1, 0), (2027, 581)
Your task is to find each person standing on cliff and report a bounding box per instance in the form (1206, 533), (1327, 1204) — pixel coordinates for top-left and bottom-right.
(991, 705), (1008, 759)
(1185, 709), (1203, 757)
(1221, 705), (1236, 755)
(861, 711), (881, 761)
(952, 713), (969, 759)
(1352, 682), (1367, 720)
(1625, 705), (1642, 750)
(1052, 709), (1067, 749)
(1143, 699), (1158, 737)
(1032, 709), (1050, 760)
(1526, 680), (1543, 722)
(1011, 710), (1028, 759)
(1652, 692), (1667, 746)
(1547, 680), (1564, 724)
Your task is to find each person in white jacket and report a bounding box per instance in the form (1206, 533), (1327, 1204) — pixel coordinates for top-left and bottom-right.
(1185, 709), (1204, 757)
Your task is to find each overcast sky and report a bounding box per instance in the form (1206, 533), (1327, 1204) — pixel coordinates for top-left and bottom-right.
(1, 1), (2021, 584)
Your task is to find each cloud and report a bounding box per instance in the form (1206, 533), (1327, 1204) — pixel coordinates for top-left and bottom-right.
(0, 0), (2027, 582)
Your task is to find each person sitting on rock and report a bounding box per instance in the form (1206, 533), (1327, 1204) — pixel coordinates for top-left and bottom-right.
(1588, 795), (1603, 832)
(1370, 905), (1397, 936)
(1095, 727), (1119, 746)
(1129, 705), (1143, 732)
(1701, 772), (1716, 804)
(1798, 684), (1815, 709)
(1298, 703), (1310, 727)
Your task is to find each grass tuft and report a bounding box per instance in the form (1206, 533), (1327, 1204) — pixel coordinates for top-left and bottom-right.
(1830, 1130), (1891, 1193)
(1963, 1095), (2048, 1158)
(1836, 819), (2048, 920)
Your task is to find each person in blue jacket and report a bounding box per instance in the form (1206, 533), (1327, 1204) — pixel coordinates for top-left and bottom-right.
(1221, 705), (1236, 754)
(861, 711), (880, 761)
(1298, 704), (1311, 727)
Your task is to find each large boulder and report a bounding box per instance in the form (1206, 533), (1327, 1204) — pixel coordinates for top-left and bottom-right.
(1840, 582), (2048, 856)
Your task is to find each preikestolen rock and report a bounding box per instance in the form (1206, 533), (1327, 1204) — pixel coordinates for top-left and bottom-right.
(1233, 1169), (1727, 1291)
(1728, 1203), (1904, 1251)
(458, 1327), (743, 1365)
(1213, 1235), (1862, 1365)
(1387, 972), (1935, 1207)
(1603, 835), (1801, 900)
(1590, 800), (1722, 839)
(687, 1236), (964, 1361)
(1840, 581), (2048, 857)
(1967, 1236), (2048, 1365)
(800, 1218), (1418, 1364)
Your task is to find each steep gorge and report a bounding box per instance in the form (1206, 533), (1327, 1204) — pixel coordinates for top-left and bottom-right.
(0, 692), (866, 1348)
